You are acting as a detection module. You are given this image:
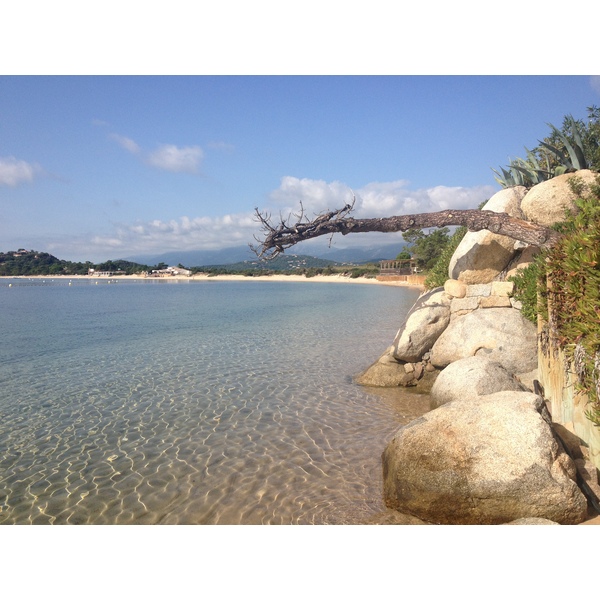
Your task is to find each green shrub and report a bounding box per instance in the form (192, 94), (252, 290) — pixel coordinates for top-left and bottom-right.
(511, 174), (600, 426)
(508, 257), (547, 324)
(424, 226), (467, 290)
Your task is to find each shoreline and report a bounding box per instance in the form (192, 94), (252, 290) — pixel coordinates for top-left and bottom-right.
(2, 273), (426, 289)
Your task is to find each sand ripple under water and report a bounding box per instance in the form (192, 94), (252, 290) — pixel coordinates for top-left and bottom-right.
(0, 279), (426, 524)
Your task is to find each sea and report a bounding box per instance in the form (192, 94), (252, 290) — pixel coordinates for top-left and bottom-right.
(0, 277), (428, 525)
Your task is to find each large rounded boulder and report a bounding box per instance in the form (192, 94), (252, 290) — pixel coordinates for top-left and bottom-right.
(448, 186), (527, 284)
(430, 355), (526, 408)
(382, 391), (588, 524)
(392, 288), (451, 363)
(521, 169), (598, 227)
(430, 307), (538, 373)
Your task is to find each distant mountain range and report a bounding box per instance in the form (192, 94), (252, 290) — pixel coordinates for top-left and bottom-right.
(124, 243), (405, 268)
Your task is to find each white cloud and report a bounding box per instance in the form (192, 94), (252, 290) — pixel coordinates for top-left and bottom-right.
(591, 76), (600, 96)
(0, 156), (41, 187)
(269, 176), (355, 214)
(85, 212), (259, 257)
(147, 144), (204, 173)
(109, 133), (205, 174)
(42, 176), (497, 261)
(269, 176), (495, 219)
(109, 133), (141, 154)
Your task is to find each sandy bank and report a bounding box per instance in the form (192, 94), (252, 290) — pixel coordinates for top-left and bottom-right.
(190, 273), (424, 287)
(3, 273), (425, 289)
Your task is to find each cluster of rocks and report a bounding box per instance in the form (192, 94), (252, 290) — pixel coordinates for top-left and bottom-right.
(358, 170), (599, 525)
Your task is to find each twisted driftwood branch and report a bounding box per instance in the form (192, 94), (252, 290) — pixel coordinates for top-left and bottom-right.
(250, 202), (561, 259)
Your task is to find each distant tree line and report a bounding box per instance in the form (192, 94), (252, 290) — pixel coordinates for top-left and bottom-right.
(0, 250), (152, 276)
(192, 264), (380, 278)
(0, 249), (383, 279)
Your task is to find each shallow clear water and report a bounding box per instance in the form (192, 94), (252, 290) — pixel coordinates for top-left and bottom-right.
(0, 278), (426, 524)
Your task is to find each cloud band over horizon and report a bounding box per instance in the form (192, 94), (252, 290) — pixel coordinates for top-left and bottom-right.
(38, 176), (495, 261)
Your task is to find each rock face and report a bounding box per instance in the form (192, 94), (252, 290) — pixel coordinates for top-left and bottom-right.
(430, 356), (526, 409)
(484, 184), (527, 218)
(448, 186), (527, 284)
(382, 392), (588, 524)
(443, 278), (466, 298)
(430, 307), (538, 373)
(392, 288), (451, 363)
(521, 169), (598, 227)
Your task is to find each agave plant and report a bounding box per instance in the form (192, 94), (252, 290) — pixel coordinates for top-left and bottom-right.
(538, 115), (589, 171)
(492, 149), (556, 189)
(492, 115), (591, 188)
(491, 164), (523, 188)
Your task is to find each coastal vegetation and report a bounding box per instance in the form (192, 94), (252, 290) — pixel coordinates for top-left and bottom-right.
(510, 174), (600, 425)
(423, 226), (467, 289)
(401, 227), (452, 271)
(194, 263), (380, 278)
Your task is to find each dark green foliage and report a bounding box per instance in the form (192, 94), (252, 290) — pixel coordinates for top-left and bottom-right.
(402, 227), (451, 271)
(395, 249), (412, 260)
(347, 265), (379, 279)
(424, 226), (468, 290)
(0, 250), (150, 276)
(94, 259), (151, 274)
(193, 253), (338, 274)
(508, 257), (547, 324)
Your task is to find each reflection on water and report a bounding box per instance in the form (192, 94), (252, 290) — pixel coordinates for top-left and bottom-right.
(0, 279), (426, 524)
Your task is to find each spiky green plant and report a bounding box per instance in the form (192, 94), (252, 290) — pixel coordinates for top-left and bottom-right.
(492, 150), (557, 189)
(492, 111), (598, 189)
(539, 115), (589, 171)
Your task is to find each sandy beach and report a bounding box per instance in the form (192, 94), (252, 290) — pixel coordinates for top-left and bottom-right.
(3, 272), (426, 288)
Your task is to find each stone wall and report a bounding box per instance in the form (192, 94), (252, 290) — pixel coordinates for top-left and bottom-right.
(443, 279), (517, 320)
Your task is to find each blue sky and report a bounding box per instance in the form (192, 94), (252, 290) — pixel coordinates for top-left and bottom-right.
(3, 1), (600, 586)
(2, 75), (600, 261)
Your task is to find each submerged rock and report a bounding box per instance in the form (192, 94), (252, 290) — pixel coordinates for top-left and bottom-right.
(382, 391), (588, 524)
(354, 351), (417, 387)
(364, 509), (430, 525)
(504, 517), (560, 525)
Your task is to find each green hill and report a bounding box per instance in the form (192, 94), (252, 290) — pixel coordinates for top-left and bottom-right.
(0, 250), (150, 276)
(196, 254), (340, 273)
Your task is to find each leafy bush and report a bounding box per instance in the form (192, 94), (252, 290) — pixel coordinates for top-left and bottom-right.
(508, 258), (547, 324)
(403, 228), (452, 271)
(424, 226), (467, 290)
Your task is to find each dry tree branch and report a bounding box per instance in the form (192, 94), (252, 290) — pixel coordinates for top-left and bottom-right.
(249, 200), (562, 260)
